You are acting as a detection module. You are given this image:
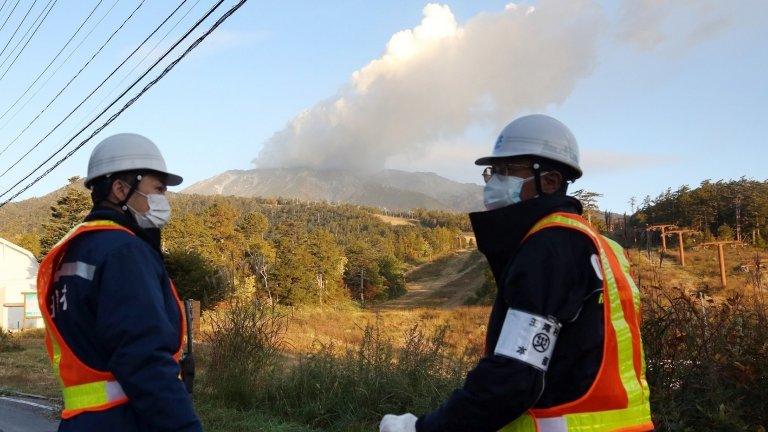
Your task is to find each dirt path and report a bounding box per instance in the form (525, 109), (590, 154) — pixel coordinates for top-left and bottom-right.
(382, 249), (486, 309)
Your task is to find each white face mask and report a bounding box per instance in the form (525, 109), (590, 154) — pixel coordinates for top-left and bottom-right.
(127, 191), (171, 229)
(483, 174), (535, 210)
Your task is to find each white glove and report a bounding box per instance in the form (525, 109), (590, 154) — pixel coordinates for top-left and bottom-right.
(379, 413), (418, 432)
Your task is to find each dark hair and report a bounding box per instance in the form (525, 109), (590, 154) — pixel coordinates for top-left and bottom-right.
(89, 171), (143, 205)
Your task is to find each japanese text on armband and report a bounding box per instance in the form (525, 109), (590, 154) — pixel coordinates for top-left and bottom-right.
(494, 308), (561, 371)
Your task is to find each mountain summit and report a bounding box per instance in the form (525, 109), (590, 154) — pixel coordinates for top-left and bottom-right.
(182, 168), (483, 212)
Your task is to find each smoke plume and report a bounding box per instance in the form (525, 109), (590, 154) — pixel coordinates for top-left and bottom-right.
(617, 0), (734, 51)
(255, 1), (604, 171)
(254, 0), (749, 173)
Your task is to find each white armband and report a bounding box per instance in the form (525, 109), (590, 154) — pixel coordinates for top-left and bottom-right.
(494, 308), (561, 371)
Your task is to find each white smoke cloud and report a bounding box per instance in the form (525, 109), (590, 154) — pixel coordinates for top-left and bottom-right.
(616, 0), (735, 51)
(254, 0), (752, 174)
(255, 0), (605, 171)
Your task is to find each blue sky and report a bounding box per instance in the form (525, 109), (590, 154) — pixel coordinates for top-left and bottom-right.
(0, 0), (765, 212)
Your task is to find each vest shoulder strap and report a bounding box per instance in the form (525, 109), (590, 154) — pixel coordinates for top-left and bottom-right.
(524, 212), (600, 244)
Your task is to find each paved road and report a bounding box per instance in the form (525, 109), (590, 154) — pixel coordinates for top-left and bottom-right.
(0, 396), (59, 432)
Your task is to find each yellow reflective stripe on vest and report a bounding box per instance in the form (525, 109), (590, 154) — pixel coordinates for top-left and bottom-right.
(501, 413), (536, 432)
(503, 405), (653, 432)
(530, 214), (645, 405)
(603, 239), (651, 401)
(48, 321), (128, 412)
(50, 332), (63, 377)
(604, 238), (641, 312)
(62, 380), (127, 411)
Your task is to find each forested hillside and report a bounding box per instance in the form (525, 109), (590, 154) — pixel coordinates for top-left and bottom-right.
(631, 178), (768, 243)
(0, 179), (471, 308)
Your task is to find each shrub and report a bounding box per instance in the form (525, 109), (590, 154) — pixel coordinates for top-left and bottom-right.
(465, 267), (495, 305)
(256, 322), (471, 431)
(0, 330), (22, 353)
(643, 286), (768, 431)
(201, 297), (286, 408)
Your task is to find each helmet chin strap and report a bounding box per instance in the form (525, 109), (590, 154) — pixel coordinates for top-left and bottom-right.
(532, 163), (545, 197)
(117, 174), (142, 212)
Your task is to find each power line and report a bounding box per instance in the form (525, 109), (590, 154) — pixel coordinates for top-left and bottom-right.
(79, 0), (203, 128)
(0, 0), (222, 187)
(0, 0), (10, 28)
(0, 0), (248, 207)
(0, 0), (146, 163)
(0, 0), (120, 133)
(0, 0), (51, 71)
(0, 0), (103, 123)
(0, 0), (37, 61)
(0, 0), (188, 173)
(0, 0), (58, 80)
(0, 0), (20, 35)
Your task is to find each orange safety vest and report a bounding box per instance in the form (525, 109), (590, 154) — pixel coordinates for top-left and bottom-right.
(500, 212), (654, 432)
(37, 220), (186, 420)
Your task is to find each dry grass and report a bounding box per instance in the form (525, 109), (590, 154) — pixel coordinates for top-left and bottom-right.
(629, 245), (765, 297)
(0, 331), (59, 399)
(282, 305), (488, 357)
(405, 251), (467, 280)
(371, 213), (417, 226)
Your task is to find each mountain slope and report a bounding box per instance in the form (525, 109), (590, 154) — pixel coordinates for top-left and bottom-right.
(182, 168), (482, 211)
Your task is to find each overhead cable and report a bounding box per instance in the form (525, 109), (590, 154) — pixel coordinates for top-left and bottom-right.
(0, 0), (120, 132)
(0, 0), (248, 207)
(0, 0), (37, 60)
(0, 0), (103, 123)
(0, 0), (20, 37)
(80, 0), (203, 126)
(0, 0), (147, 161)
(0, 0), (58, 80)
(0, 0), (14, 32)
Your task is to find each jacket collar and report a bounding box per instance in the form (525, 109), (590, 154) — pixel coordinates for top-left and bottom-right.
(469, 195), (583, 282)
(85, 205), (163, 254)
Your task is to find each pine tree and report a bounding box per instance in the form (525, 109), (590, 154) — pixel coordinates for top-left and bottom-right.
(40, 177), (91, 256)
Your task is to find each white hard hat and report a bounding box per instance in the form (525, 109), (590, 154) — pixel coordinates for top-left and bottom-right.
(475, 114), (582, 179)
(85, 133), (183, 187)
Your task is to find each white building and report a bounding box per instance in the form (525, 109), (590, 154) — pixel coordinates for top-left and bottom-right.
(0, 237), (43, 331)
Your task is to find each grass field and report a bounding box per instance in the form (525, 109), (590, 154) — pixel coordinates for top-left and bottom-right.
(0, 329), (58, 399)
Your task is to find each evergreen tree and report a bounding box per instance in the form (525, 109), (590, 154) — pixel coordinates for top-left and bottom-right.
(573, 189), (603, 224)
(40, 177), (91, 256)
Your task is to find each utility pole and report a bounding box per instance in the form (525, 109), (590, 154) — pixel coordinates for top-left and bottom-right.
(664, 229), (698, 266)
(647, 224), (677, 253)
(701, 241), (743, 289)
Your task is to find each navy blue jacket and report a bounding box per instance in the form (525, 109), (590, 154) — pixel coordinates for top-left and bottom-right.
(51, 206), (201, 432)
(417, 195), (604, 431)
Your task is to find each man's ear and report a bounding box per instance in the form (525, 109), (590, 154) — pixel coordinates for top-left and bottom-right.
(110, 179), (128, 202)
(543, 171), (563, 194)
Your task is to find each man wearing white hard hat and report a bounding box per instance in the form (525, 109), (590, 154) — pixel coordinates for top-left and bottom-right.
(380, 115), (653, 432)
(37, 133), (201, 431)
